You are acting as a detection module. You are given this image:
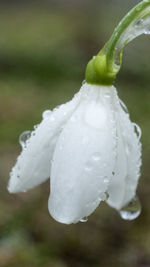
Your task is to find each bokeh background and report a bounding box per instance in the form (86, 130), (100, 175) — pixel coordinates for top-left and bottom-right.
(0, 0), (150, 266)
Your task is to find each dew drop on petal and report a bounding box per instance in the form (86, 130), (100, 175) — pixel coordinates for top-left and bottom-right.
(105, 192), (109, 201)
(119, 99), (128, 113)
(99, 192), (109, 201)
(34, 124), (39, 130)
(119, 195), (141, 221)
(85, 164), (92, 172)
(19, 131), (31, 148)
(104, 93), (111, 99)
(42, 110), (52, 119)
(99, 192), (106, 201)
(104, 177), (109, 185)
(145, 29), (150, 34)
(133, 123), (142, 140)
(80, 216), (88, 223)
(92, 153), (101, 162)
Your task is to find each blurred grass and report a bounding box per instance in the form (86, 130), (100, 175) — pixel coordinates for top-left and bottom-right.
(0, 1), (150, 267)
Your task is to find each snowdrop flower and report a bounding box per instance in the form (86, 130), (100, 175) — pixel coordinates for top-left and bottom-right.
(8, 82), (142, 224)
(8, 0), (150, 224)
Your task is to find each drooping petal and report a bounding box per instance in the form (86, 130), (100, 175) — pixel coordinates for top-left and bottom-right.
(106, 118), (128, 210)
(48, 84), (117, 224)
(119, 115), (141, 207)
(8, 91), (81, 193)
(107, 95), (142, 210)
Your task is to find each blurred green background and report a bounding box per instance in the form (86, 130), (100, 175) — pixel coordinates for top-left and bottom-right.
(0, 0), (150, 266)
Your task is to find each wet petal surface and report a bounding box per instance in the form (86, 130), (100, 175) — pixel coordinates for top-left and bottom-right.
(8, 91), (81, 193)
(107, 94), (142, 210)
(49, 85), (117, 224)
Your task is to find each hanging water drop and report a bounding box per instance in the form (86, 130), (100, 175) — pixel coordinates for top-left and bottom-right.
(19, 131), (31, 148)
(144, 25), (150, 34)
(80, 216), (88, 223)
(133, 123), (142, 140)
(42, 110), (52, 119)
(105, 192), (109, 201)
(104, 177), (109, 185)
(145, 29), (150, 34)
(119, 100), (128, 113)
(119, 195), (141, 221)
(99, 192), (109, 201)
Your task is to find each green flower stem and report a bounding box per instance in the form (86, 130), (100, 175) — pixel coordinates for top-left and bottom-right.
(85, 0), (150, 86)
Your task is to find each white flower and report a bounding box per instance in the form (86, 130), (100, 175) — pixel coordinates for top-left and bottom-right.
(8, 83), (141, 224)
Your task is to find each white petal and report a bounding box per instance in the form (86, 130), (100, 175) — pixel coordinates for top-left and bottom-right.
(120, 119), (141, 207)
(8, 91), (81, 193)
(107, 95), (142, 210)
(48, 84), (117, 224)
(106, 120), (128, 209)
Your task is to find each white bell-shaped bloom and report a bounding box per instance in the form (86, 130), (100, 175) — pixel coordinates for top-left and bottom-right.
(8, 83), (141, 224)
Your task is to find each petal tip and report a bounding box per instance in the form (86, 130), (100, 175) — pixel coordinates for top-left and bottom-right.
(7, 182), (18, 194)
(48, 198), (79, 225)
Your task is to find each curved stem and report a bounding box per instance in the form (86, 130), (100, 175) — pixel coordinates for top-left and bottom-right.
(85, 0), (150, 86)
(105, 0), (150, 68)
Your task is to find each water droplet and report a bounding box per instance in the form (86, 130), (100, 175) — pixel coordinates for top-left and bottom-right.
(34, 124), (39, 130)
(80, 216), (88, 222)
(42, 110), (52, 119)
(85, 165), (92, 172)
(119, 99), (128, 113)
(105, 192), (109, 201)
(104, 177), (109, 185)
(119, 195), (141, 221)
(82, 80), (86, 85)
(144, 21), (150, 34)
(133, 123), (142, 140)
(19, 131), (31, 148)
(145, 29), (150, 34)
(135, 19), (144, 28)
(92, 153), (100, 162)
(105, 93), (110, 99)
(55, 105), (60, 110)
(99, 192), (109, 201)
(114, 47), (121, 66)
